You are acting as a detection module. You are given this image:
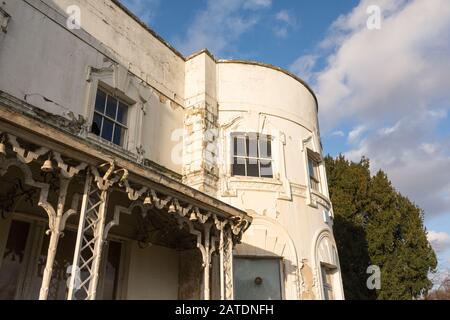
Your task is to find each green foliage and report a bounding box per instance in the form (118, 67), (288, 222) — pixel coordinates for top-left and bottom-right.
(324, 155), (437, 300)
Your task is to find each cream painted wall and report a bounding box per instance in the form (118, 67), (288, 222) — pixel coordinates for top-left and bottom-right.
(0, 0), (344, 300)
(0, 0), (184, 173)
(213, 62), (344, 300)
(51, 0), (186, 105)
(126, 243), (179, 300)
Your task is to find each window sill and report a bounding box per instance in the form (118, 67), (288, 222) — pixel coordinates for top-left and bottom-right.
(86, 133), (135, 159)
(228, 175), (282, 185)
(309, 189), (332, 210)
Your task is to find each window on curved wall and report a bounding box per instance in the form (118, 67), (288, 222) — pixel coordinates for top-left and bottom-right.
(231, 133), (273, 178)
(307, 152), (321, 192)
(321, 263), (336, 300)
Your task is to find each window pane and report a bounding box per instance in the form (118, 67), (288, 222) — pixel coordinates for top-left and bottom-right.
(0, 220), (31, 299)
(259, 136), (272, 159)
(101, 118), (114, 141)
(91, 113), (103, 136)
(308, 158), (316, 179)
(232, 157), (246, 176)
(113, 125), (123, 146)
(233, 137), (246, 157)
(101, 241), (122, 300)
(310, 179), (319, 191)
(246, 158), (259, 177)
(105, 96), (118, 119)
(321, 266), (334, 300)
(246, 135), (258, 158)
(234, 258), (282, 300)
(117, 103), (127, 124)
(260, 160), (273, 178)
(95, 90), (106, 113)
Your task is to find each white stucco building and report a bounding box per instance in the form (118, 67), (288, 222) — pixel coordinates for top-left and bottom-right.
(0, 0), (344, 300)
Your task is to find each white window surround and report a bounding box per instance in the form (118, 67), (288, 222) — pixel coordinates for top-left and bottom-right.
(312, 230), (344, 300)
(83, 64), (149, 162)
(219, 117), (292, 200)
(301, 135), (332, 210)
(92, 88), (129, 147)
(321, 263), (337, 300)
(226, 132), (280, 181)
(307, 150), (321, 192)
(230, 132), (274, 179)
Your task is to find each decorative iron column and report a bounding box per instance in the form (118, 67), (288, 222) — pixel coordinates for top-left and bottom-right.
(214, 219), (227, 300)
(39, 177), (70, 300)
(223, 227), (234, 300)
(67, 164), (121, 300)
(201, 222), (213, 300)
(38, 152), (86, 300)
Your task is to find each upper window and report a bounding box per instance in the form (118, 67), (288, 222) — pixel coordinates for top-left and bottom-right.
(91, 89), (128, 146)
(231, 133), (273, 178)
(308, 152), (321, 192)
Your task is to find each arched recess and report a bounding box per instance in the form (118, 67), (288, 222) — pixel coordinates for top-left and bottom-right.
(311, 229), (344, 300)
(234, 215), (301, 300)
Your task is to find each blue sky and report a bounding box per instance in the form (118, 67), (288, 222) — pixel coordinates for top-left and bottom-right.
(120, 0), (450, 276)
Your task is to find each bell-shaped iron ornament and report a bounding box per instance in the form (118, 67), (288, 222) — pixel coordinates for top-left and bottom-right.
(0, 141), (5, 156)
(168, 203), (176, 213)
(143, 193), (152, 205)
(41, 156), (53, 172)
(189, 212), (198, 221)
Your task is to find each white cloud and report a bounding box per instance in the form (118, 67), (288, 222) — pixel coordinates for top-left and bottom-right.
(309, 0), (450, 130)
(344, 110), (450, 218)
(428, 231), (450, 253)
(347, 125), (367, 144)
(121, 0), (160, 24)
(275, 10), (295, 25)
(420, 143), (439, 156)
(289, 55), (317, 82)
(290, 0), (450, 220)
(273, 10), (298, 38)
(176, 0), (272, 56)
(243, 0), (272, 10)
(331, 130), (345, 137)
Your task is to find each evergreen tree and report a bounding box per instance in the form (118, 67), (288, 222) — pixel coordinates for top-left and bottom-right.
(324, 155), (373, 299)
(325, 155), (437, 300)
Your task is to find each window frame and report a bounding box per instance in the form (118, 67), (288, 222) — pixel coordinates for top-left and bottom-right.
(307, 150), (322, 192)
(91, 87), (129, 147)
(320, 263), (336, 300)
(231, 132), (274, 179)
